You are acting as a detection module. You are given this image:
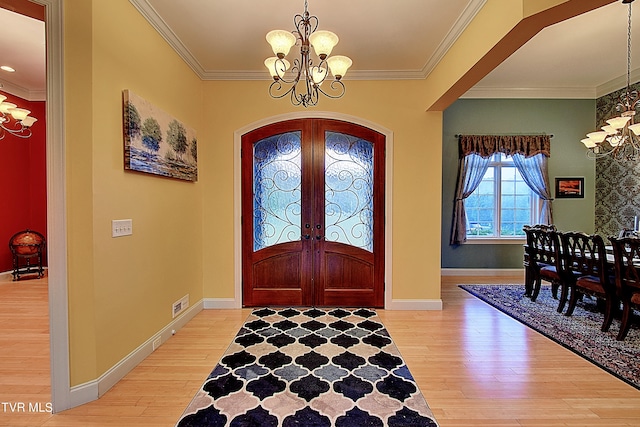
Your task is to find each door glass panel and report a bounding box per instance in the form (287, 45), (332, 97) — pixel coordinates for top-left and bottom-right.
(253, 132), (302, 251)
(325, 131), (374, 252)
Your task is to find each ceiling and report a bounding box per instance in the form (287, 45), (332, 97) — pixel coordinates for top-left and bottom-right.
(1, 0), (639, 103)
(0, 6), (45, 100)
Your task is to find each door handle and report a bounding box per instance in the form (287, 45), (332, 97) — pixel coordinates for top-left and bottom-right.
(302, 234), (311, 240)
(316, 235), (323, 240)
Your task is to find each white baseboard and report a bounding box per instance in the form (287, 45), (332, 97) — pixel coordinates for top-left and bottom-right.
(68, 299), (204, 409)
(203, 297), (443, 311)
(441, 268), (525, 276)
(385, 299), (443, 310)
(203, 298), (242, 309)
(67, 381), (97, 410)
(0, 267), (49, 282)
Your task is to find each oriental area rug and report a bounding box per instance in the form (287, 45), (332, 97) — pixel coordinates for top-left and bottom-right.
(460, 284), (640, 390)
(175, 307), (439, 427)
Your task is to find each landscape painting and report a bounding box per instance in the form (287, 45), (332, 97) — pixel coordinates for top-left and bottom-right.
(555, 177), (584, 199)
(123, 89), (198, 181)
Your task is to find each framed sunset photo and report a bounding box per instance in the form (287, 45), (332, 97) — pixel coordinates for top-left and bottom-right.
(555, 177), (584, 199)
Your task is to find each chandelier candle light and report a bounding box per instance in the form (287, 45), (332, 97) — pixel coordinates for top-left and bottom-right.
(0, 93), (37, 140)
(265, 0), (352, 107)
(582, 0), (640, 160)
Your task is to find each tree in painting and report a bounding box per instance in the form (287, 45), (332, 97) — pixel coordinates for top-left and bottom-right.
(190, 137), (198, 162)
(141, 117), (162, 154)
(126, 101), (141, 140)
(167, 119), (188, 161)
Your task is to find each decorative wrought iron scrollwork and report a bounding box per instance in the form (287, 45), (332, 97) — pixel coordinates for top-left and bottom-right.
(324, 132), (374, 252)
(253, 132), (302, 251)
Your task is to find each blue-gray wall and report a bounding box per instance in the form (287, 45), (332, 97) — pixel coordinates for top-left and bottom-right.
(442, 98), (596, 269)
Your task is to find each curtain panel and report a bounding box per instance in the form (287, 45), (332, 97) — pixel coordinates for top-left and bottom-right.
(458, 134), (551, 158)
(512, 153), (553, 224)
(450, 154), (491, 245)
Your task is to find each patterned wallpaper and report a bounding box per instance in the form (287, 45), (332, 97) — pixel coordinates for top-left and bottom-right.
(595, 82), (640, 238)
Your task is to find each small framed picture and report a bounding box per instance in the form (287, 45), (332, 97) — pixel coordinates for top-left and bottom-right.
(555, 177), (584, 199)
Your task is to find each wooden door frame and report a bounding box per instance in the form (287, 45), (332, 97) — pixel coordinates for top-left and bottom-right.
(233, 112), (395, 308)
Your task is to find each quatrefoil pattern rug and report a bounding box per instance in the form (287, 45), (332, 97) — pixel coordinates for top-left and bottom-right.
(176, 307), (438, 427)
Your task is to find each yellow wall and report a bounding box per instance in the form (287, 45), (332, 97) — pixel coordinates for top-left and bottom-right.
(65, 0), (204, 385)
(65, 0), (98, 386)
(200, 80), (443, 302)
(61, 0), (602, 389)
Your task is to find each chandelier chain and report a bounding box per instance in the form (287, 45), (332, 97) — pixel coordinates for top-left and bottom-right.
(629, 3), (632, 91)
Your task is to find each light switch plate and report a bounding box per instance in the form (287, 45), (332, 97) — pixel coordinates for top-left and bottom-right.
(112, 219), (133, 237)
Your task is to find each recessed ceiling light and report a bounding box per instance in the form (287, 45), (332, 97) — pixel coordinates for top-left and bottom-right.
(1, 66), (16, 72)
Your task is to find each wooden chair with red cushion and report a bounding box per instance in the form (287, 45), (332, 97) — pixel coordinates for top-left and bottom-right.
(609, 236), (640, 341)
(523, 224), (563, 306)
(561, 232), (617, 332)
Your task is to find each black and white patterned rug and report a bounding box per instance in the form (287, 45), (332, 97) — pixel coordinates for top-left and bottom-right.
(460, 284), (640, 390)
(175, 307), (439, 427)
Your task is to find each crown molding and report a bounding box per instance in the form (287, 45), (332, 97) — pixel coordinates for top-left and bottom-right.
(596, 68), (640, 98)
(128, 0), (208, 77)
(0, 79), (46, 101)
(129, 0), (485, 82)
(462, 86), (597, 99)
(421, 0), (487, 79)
(464, 67), (640, 100)
(131, 0), (629, 100)
(199, 68), (430, 81)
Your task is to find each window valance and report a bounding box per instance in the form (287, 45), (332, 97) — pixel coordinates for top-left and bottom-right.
(458, 134), (551, 158)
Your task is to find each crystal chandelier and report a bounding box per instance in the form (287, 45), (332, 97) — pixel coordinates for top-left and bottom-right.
(582, 0), (640, 160)
(0, 92), (38, 140)
(264, 0), (352, 108)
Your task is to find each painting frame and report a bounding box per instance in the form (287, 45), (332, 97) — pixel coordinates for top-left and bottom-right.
(122, 89), (198, 182)
(555, 177), (584, 199)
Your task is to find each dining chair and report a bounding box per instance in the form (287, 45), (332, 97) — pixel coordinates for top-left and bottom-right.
(523, 224), (562, 303)
(561, 232), (617, 332)
(609, 236), (640, 340)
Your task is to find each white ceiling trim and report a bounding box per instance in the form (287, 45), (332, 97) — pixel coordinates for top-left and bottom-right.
(420, 0), (486, 79)
(596, 68), (640, 98)
(129, 0), (485, 82)
(128, 0), (207, 77)
(200, 69), (430, 82)
(461, 86), (598, 99)
(0, 78), (46, 101)
(464, 67), (640, 100)
(128, 0), (627, 100)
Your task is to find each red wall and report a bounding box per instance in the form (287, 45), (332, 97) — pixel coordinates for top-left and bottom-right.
(0, 93), (47, 273)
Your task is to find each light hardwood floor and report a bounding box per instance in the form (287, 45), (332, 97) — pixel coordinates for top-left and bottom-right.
(1, 274), (639, 426)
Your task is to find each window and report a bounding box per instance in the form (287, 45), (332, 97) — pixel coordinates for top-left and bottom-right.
(465, 153), (539, 239)
(450, 135), (551, 246)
